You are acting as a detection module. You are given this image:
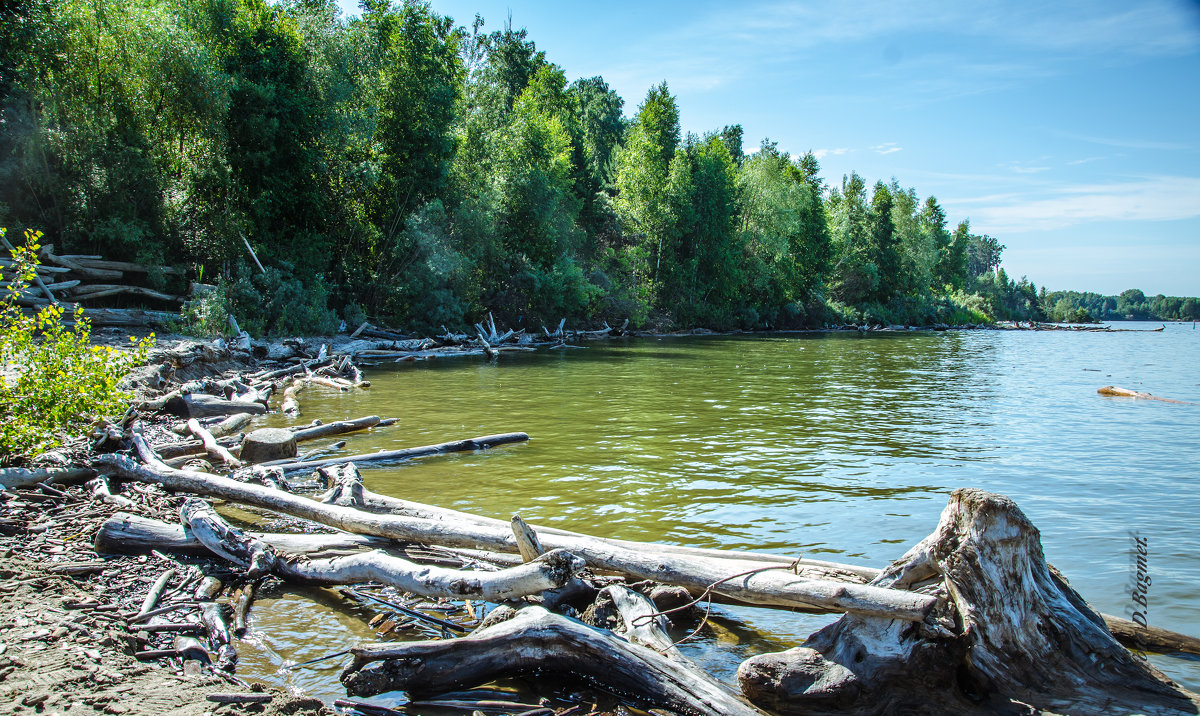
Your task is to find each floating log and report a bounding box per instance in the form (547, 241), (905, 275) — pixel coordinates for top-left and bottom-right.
(96, 441), (936, 621)
(290, 416), (381, 442)
(299, 469), (877, 583)
(1098, 386), (1194, 404)
(341, 606), (767, 716)
(737, 489), (1200, 715)
(258, 432), (530, 472)
(238, 428), (297, 464)
(180, 498), (586, 601)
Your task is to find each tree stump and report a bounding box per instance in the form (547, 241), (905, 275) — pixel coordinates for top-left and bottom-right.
(238, 428), (297, 464)
(737, 489), (1200, 715)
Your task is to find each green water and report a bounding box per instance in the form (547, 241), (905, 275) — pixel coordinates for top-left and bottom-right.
(236, 323), (1200, 703)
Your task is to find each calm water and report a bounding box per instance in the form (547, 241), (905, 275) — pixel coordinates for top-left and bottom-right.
(235, 322), (1200, 703)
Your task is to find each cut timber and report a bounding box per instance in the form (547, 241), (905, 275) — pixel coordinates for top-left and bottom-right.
(180, 498), (585, 601)
(239, 428), (297, 464)
(188, 419), (243, 468)
(737, 489), (1200, 716)
(341, 606), (767, 716)
(210, 413), (254, 439)
(259, 432), (530, 472)
(165, 393), (266, 419)
(96, 439), (937, 621)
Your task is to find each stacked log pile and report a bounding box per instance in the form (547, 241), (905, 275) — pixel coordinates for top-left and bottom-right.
(5, 244), (192, 326)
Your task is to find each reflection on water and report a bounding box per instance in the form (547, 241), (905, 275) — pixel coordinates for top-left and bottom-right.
(246, 323), (1200, 700)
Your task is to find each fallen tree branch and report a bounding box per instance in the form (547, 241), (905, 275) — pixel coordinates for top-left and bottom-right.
(341, 606), (767, 716)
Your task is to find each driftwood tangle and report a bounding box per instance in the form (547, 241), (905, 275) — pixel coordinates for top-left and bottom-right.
(342, 606), (767, 716)
(738, 488), (1200, 715)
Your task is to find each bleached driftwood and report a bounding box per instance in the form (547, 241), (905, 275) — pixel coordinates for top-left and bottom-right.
(0, 466), (94, 490)
(95, 439), (935, 621)
(737, 489), (1200, 716)
(188, 419), (242, 468)
(179, 498), (585, 601)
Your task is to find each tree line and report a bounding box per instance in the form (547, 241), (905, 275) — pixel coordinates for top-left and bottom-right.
(1, 0), (1192, 335)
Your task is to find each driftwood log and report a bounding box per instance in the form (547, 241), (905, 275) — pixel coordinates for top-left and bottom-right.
(178, 498), (586, 602)
(737, 489), (1200, 716)
(342, 606), (767, 716)
(258, 432), (530, 472)
(94, 511), (391, 556)
(165, 393), (266, 419)
(96, 441), (937, 621)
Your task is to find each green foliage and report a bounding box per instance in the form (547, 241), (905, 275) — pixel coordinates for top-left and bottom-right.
(0, 229), (152, 463)
(0, 3), (1107, 334)
(173, 280), (233, 337)
(227, 265), (338, 337)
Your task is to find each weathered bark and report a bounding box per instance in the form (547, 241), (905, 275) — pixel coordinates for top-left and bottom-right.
(179, 498), (586, 602)
(318, 464), (365, 507)
(96, 442), (935, 621)
(341, 606), (768, 716)
(258, 432), (530, 472)
(737, 489), (1200, 716)
(238, 428), (297, 464)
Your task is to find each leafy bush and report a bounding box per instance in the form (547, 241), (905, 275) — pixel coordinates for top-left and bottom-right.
(226, 265), (339, 337)
(172, 279), (233, 337)
(0, 229), (153, 464)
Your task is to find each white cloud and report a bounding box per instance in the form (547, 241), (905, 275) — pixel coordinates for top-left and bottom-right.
(812, 147), (850, 160)
(943, 175), (1200, 234)
(872, 142), (902, 155)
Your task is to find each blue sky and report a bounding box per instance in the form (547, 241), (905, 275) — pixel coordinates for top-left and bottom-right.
(336, 0), (1200, 295)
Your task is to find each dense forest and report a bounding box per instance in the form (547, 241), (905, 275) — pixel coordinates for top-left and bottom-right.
(1, 0), (1195, 335)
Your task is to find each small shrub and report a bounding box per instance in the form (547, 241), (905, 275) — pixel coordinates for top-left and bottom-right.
(172, 279), (233, 337)
(0, 228), (153, 464)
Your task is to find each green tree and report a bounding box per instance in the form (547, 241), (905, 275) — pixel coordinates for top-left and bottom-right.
(612, 82), (682, 317)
